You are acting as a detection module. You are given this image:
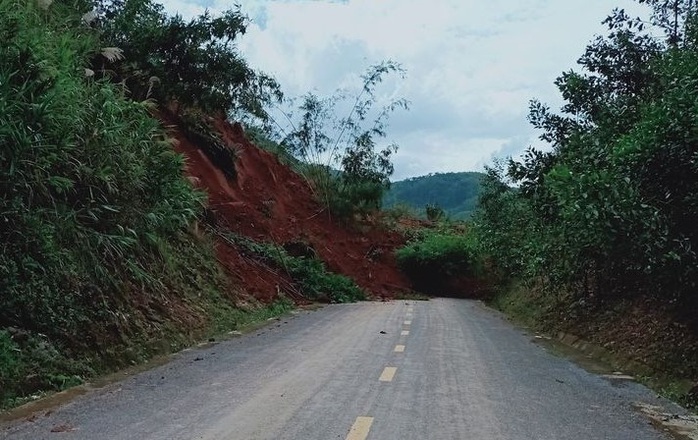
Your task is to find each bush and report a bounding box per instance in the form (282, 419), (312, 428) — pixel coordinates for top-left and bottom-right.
(227, 235), (366, 303)
(0, 0), (240, 406)
(395, 230), (481, 293)
(474, 3), (698, 300)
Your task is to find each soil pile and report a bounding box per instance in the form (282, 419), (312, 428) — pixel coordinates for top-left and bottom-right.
(166, 113), (411, 302)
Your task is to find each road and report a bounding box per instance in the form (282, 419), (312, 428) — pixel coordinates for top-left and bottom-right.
(0, 298), (686, 440)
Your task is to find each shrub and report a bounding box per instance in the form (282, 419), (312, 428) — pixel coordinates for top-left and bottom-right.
(95, 0), (282, 118)
(0, 0), (238, 406)
(395, 230), (481, 293)
(225, 235), (366, 303)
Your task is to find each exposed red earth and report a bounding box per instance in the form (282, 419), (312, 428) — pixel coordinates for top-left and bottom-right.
(163, 112), (411, 303)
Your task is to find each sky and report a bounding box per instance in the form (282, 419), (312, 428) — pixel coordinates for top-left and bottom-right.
(161, 0), (650, 181)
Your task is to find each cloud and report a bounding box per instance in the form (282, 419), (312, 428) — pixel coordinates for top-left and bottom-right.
(161, 0), (651, 179)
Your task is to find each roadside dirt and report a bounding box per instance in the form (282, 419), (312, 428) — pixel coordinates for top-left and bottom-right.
(163, 112), (411, 302)
(551, 296), (698, 386)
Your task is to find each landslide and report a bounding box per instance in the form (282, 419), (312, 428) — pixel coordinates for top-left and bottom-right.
(0, 0), (411, 413)
(165, 112), (411, 302)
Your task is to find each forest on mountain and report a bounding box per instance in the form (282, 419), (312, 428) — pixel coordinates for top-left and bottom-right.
(383, 172), (484, 220)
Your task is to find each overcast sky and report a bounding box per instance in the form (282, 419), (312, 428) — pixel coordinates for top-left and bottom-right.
(161, 0), (650, 180)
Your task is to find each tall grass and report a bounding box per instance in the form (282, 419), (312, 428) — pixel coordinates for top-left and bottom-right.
(0, 0), (231, 404)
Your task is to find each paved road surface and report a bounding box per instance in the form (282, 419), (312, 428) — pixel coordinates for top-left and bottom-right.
(0, 299), (684, 439)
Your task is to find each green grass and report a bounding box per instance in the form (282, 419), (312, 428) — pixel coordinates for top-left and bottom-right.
(395, 228), (482, 294)
(219, 232), (366, 303)
(207, 298), (295, 336)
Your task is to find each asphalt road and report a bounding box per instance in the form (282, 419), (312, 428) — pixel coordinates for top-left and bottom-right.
(0, 299), (686, 440)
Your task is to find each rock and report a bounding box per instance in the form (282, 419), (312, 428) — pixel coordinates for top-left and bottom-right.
(50, 423), (76, 433)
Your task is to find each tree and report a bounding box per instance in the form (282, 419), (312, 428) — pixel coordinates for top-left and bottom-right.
(476, 0), (698, 299)
(275, 61), (409, 217)
(92, 0), (282, 118)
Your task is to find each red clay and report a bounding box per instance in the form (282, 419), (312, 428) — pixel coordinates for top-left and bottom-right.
(164, 113), (411, 303)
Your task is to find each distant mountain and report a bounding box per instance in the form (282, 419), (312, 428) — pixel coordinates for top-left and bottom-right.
(384, 171), (485, 219)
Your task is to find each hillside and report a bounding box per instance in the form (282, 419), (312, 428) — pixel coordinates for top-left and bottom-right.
(0, 0), (412, 409)
(167, 113), (411, 301)
(384, 172), (485, 219)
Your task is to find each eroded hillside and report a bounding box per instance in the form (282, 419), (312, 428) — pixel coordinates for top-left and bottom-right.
(165, 112), (412, 302)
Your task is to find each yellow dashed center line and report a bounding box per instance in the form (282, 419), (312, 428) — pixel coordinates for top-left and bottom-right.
(346, 416), (373, 440)
(379, 367), (397, 382)
(401, 330), (409, 336)
(394, 345), (405, 353)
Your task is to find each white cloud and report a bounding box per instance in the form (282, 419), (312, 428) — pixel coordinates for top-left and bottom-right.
(161, 0), (652, 180)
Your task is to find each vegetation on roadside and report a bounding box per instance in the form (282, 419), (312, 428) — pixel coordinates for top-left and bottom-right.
(0, 0), (287, 408)
(395, 223), (482, 295)
(219, 233), (366, 303)
(0, 0), (406, 408)
(471, 0), (698, 392)
(476, 1), (698, 301)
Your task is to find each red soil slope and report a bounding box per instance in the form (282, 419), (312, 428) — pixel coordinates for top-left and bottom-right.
(166, 114), (410, 302)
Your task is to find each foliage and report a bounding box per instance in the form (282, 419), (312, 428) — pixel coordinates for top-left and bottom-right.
(179, 109), (237, 179)
(227, 234), (366, 303)
(0, 0), (267, 406)
(0, 329), (86, 408)
(474, 164), (543, 278)
(474, 1), (698, 301)
(94, 0), (282, 118)
(384, 172), (485, 220)
(395, 228), (481, 293)
(272, 62), (409, 218)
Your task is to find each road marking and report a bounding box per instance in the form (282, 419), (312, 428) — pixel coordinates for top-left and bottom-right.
(394, 345), (405, 352)
(406, 313), (413, 318)
(404, 320), (412, 325)
(401, 330), (409, 336)
(600, 374), (635, 380)
(346, 416), (373, 440)
(379, 367), (397, 382)
(407, 307), (413, 312)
